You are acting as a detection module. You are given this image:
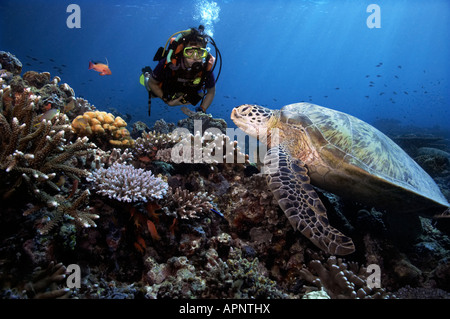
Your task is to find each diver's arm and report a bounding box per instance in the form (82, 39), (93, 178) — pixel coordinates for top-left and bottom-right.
(200, 86), (216, 112)
(148, 76), (165, 100)
(148, 76), (188, 106)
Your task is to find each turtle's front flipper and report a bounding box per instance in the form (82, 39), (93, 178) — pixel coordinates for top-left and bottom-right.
(264, 145), (355, 255)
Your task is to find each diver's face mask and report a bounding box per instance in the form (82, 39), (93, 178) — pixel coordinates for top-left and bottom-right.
(183, 47), (208, 60)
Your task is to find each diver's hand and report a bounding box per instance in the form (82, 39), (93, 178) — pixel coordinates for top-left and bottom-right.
(167, 95), (189, 106)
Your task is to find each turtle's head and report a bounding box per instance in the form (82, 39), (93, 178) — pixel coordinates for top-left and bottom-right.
(231, 104), (276, 138)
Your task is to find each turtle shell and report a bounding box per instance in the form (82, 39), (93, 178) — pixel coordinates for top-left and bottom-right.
(279, 102), (449, 210)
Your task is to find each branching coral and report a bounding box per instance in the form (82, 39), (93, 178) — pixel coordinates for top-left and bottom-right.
(299, 255), (390, 299)
(0, 86), (96, 204)
(31, 189), (99, 235)
(71, 111), (134, 148)
(164, 187), (214, 219)
(87, 163), (168, 202)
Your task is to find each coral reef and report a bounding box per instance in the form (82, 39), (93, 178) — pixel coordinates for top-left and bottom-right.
(72, 111), (134, 149)
(87, 162), (168, 202)
(0, 51), (22, 75)
(133, 131), (181, 165)
(167, 130), (248, 165)
(163, 187), (213, 219)
(177, 111), (227, 134)
(24, 262), (71, 299)
(1, 52), (449, 301)
(144, 246), (288, 299)
(151, 118), (176, 134)
(299, 255), (390, 299)
(415, 147), (450, 177)
(0, 262), (71, 299)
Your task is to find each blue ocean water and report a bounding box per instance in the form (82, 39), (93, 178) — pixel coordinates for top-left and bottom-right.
(1, 0), (449, 132)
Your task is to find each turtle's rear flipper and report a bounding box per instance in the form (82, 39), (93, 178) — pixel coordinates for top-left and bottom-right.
(264, 145), (355, 255)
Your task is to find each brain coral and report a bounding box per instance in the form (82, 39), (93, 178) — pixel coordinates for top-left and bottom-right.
(87, 163), (168, 202)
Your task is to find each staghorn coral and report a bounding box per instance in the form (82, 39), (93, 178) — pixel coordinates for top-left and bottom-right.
(31, 189), (99, 235)
(87, 162), (168, 203)
(163, 187), (213, 219)
(0, 86), (96, 204)
(299, 255), (390, 299)
(71, 111), (134, 148)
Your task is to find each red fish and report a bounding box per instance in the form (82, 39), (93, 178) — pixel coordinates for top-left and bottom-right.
(88, 58), (111, 75)
(147, 220), (161, 241)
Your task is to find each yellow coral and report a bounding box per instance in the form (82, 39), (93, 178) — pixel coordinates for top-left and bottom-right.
(103, 113), (115, 124)
(113, 116), (127, 128)
(71, 111), (134, 148)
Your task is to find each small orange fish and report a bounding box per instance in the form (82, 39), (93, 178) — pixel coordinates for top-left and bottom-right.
(88, 58), (111, 76)
(42, 102), (52, 112)
(147, 220), (161, 241)
(134, 236), (146, 254)
(146, 202), (161, 223)
(169, 218), (178, 237)
(138, 156), (152, 163)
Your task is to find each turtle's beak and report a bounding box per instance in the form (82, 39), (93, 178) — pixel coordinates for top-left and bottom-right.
(230, 107), (243, 123)
(231, 107), (250, 133)
(230, 108), (237, 120)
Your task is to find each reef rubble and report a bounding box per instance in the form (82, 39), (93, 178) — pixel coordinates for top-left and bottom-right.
(0, 51), (449, 299)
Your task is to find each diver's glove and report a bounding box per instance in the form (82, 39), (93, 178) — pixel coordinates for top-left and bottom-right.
(195, 106), (205, 113)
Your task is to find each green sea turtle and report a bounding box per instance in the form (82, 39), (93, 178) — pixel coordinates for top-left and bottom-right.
(231, 102), (450, 255)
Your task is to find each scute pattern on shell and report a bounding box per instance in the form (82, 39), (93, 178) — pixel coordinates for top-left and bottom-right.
(280, 103), (449, 207)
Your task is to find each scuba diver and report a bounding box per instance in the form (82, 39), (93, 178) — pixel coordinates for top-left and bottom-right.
(141, 25), (222, 116)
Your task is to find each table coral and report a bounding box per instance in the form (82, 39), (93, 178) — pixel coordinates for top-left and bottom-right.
(87, 163), (168, 202)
